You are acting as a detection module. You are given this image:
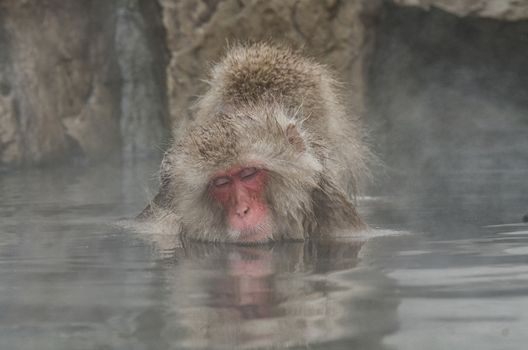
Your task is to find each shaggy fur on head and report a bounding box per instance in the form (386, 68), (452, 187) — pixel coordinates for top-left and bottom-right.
(140, 42), (369, 243)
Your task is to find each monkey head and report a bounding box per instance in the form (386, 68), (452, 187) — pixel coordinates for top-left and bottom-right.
(158, 103), (328, 243)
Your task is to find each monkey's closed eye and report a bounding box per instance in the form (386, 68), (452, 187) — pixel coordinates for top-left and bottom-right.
(239, 167), (258, 179)
(213, 176), (231, 187)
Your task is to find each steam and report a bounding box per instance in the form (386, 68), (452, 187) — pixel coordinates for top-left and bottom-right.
(365, 4), (528, 229)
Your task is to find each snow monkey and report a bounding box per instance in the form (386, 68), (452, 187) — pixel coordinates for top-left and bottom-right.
(140, 43), (370, 243)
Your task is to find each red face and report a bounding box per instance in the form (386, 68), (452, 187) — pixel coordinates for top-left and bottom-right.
(210, 166), (271, 242)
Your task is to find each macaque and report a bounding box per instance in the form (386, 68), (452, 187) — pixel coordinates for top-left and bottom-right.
(140, 43), (369, 243)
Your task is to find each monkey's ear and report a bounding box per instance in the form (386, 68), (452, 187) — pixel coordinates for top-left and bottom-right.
(286, 124), (306, 152)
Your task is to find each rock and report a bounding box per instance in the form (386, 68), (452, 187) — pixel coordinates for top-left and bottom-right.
(391, 0), (528, 20)
(0, 1), (120, 168)
(0, 0), (168, 170)
(115, 0), (169, 160)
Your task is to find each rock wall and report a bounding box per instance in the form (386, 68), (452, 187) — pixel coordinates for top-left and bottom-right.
(0, 0), (526, 170)
(0, 1), (118, 168)
(0, 0), (167, 170)
(392, 0), (528, 20)
(116, 0), (169, 160)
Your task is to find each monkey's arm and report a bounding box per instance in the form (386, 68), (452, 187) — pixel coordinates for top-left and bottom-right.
(137, 178), (172, 220)
(312, 177), (365, 234)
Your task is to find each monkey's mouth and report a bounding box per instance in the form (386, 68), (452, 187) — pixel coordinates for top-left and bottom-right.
(228, 217), (274, 243)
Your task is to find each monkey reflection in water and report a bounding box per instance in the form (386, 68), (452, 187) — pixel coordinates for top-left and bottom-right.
(140, 43), (370, 243)
(156, 241), (398, 349)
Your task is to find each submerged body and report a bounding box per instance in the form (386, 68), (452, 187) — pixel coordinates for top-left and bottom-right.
(141, 43), (369, 243)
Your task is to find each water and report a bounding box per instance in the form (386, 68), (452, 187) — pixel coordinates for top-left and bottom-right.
(1, 160), (527, 349)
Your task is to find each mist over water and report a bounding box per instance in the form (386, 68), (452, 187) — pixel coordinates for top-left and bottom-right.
(362, 7), (528, 348)
(367, 4), (528, 232)
(1, 5), (528, 350)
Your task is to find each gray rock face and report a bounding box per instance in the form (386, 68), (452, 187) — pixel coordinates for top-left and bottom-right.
(116, 0), (168, 160)
(0, 0), (167, 170)
(0, 1), (119, 168)
(392, 0), (528, 20)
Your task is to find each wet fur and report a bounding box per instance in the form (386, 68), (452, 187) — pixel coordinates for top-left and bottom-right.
(140, 43), (369, 242)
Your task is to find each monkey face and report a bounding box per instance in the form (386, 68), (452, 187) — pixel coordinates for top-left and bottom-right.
(209, 166), (273, 242)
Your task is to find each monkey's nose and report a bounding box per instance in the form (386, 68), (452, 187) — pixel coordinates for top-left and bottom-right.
(236, 205), (250, 217)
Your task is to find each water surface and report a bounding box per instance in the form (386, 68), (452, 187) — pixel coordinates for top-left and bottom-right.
(1, 160), (527, 349)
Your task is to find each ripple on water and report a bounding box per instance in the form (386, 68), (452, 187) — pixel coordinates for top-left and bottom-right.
(504, 247), (528, 255)
(397, 250), (430, 256)
(496, 230), (528, 236)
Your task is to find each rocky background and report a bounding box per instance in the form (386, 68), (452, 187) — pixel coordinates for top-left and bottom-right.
(0, 0), (527, 171)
